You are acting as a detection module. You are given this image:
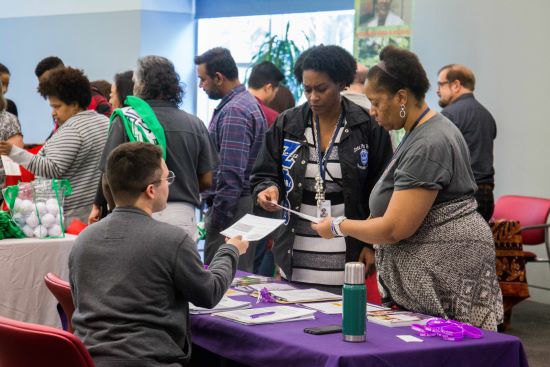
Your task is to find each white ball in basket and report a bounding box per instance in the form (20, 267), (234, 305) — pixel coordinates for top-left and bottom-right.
(26, 213), (39, 228)
(13, 198), (23, 212)
(41, 213), (57, 228)
(22, 225), (34, 237)
(35, 201), (48, 216)
(20, 200), (34, 215)
(12, 212), (25, 226)
(34, 225), (48, 238)
(48, 224), (63, 237)
(46, 199), (60, 215)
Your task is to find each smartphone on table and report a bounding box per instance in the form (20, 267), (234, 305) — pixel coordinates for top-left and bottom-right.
(303, 325), (342, 335)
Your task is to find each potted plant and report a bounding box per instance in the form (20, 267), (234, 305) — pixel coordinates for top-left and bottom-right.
(248, 22), (307, 101)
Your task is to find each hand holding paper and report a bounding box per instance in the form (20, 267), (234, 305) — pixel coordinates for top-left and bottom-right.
(220, 214), (284, 241)
(272, 202), (321, 224)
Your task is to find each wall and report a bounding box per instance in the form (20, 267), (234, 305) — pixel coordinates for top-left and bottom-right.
(0, 0), (195, 142)
(413, 0), (550, 303)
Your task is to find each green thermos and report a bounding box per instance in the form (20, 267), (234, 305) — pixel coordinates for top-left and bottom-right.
(342, 262), (366, 342)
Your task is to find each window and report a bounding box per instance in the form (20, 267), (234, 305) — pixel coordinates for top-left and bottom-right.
(196, 10), (355, 124)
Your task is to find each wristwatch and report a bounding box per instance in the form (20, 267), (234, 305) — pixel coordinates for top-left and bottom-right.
(331, 216), (347, 237)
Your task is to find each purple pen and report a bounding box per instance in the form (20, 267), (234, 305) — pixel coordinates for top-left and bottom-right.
(250, 311), (276, 319)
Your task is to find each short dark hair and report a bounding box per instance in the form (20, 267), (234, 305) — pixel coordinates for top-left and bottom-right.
(0, 63), (10, 75)
(114, 70), (134, 106)
(248, 61), (284, 89)
(134, 56), (183, 105)
(293, 45), (356, 86)
(266, 85), (296, 113)
(194, 47), (238, 80)
(35, 56), (64, 78)
(37, 67), (91, 108)
(367, 45), (430, 102)
(438, 64), (476, 91)
(106, 142), (163, 202)
(90, 80), (111, 100)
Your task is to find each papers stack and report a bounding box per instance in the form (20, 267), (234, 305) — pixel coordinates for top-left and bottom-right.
(190, 296), (252, 315)
(299, 302), (390, 315)
(212, 305), (316, 325)
(231, 275), (274, 287)
(268, 289), (342, 303)
(367, 310), (431, 327)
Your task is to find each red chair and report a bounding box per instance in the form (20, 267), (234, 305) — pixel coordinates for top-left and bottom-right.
(493, 195), (550, 268)
(44, 273), (75, 333)
(0, 316), (95, 367)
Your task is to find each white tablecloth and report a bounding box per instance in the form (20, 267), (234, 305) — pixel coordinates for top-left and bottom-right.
(0, 235), (76, 327)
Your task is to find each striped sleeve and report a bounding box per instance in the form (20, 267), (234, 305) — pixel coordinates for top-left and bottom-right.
(27, 124), (83, 178)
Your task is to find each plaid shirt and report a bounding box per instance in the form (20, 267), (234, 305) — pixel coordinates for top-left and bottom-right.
(203, 85), (266, 230)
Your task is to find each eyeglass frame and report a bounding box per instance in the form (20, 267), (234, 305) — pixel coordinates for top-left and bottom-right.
(142, 170), (175, 192)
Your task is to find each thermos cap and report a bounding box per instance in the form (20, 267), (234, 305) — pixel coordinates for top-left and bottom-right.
(344, 262), (365, 284)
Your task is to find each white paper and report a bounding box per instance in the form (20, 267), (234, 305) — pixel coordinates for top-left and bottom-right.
(1, 155), (21, 176)
(190, 296), (251, 314)
(220, 214), (284, 241)
(212, 305), (316, 325)
(273, 202), (321, 223)
(397, 335), (424, 343)
(248, 283), (296, 292)
(269, 289), (342, 303)
(299, 302), (391, 314)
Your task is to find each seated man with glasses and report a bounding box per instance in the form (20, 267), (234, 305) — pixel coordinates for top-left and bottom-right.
(70, 142), (249, 367)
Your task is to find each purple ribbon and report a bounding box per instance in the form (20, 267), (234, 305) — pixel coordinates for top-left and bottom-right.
(410, 318), (483, 342)
(256, 287), (277, 304)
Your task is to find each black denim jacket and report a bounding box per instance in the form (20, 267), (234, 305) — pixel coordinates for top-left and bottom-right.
(251, 98), (392, 280)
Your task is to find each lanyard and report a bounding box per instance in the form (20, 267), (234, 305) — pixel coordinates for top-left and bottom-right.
(314, 112), (345, 183)
(393, 106), (430, 155)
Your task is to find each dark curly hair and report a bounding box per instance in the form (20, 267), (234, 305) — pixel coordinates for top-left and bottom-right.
(194, 47), (239, 80)
(293, 45), (356, 86)
(38, 67), (91, 108)
(367, 45), (430, 102)
(34, 56), (64, 78)
(134, 56), (184, 105)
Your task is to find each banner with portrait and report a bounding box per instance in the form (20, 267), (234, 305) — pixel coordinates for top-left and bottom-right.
(354, 0), (413, 66)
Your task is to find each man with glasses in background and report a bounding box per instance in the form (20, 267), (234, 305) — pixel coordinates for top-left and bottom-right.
(437, 64), (497, 221)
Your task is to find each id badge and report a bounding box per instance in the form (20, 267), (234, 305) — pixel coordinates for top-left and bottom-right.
(317, 200), (331, 218)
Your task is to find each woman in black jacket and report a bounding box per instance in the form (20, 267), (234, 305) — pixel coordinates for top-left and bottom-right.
(251, 45), (392, 293)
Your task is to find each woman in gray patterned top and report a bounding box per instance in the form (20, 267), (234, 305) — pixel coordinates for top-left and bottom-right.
(0, 79), (23, 187)
(0, 68), (109, 223)
(313, 45), (503, 330)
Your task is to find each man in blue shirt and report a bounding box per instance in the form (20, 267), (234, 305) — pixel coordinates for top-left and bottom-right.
(195, 47), (267, 271)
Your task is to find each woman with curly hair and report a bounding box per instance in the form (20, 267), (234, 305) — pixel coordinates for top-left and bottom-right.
(89, 56), (217, 241)
(252, 45), (392, 292)
(312, 45), (503, 330)
(0, 67), (109, 223)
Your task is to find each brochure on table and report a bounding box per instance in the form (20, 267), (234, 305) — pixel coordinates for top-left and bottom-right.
(190, 296), (251, 315)
(212, 305), (316, 325)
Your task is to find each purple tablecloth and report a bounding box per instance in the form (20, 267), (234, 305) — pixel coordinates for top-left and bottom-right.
(190, 280), (528, 367)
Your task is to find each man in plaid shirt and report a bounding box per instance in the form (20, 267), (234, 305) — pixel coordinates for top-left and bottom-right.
(195, 47), (267, 271)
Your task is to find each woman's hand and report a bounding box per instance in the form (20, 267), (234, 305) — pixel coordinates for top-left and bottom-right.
(311, 217), (334, 239)
(358, 247), (376, 277)
(0, 141), (13, 156)
(256, 186), (280, 212)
